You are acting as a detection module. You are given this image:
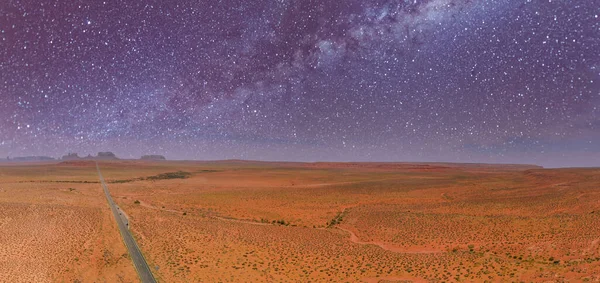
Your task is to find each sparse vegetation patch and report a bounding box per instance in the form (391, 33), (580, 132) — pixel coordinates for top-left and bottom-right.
(146, 171), (192, 180)
(327, 210), (347, 228)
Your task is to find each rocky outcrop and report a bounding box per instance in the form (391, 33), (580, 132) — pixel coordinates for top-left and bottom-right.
(141, 155), (166, 160)
(96, 152), (118, 160)
(11, 156), (55, 162)
(61, 152), (119, 160)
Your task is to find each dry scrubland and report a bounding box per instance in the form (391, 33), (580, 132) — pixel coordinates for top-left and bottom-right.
(0, 162), (137, 282)
(99, 160), (600, 282)
(1, 160), (600, 282)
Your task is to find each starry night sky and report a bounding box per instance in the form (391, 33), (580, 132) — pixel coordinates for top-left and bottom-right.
(1, 0), (598, 167)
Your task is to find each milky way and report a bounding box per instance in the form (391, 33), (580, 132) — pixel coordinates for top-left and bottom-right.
(1, 0), (598, 167)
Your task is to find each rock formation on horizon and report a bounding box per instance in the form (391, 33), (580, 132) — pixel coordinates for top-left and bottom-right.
(96, 152), (119, 160)
(11, 156), (55, 162)
(61, 152), (119, 160)
(141, 155), (166, 160)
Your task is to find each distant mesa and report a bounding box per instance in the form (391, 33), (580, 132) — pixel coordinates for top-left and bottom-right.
(141, 155), (166, 161)
(1, 152), (166, 163)
(96, 152), (118, 160)
(11, 156), (55, 162)
(61, 152), (119, 160)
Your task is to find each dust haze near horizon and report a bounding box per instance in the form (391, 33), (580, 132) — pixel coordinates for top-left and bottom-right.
(1, 0), (598, 168)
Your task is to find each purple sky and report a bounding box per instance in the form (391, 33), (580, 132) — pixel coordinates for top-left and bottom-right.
(1, 0), (598, 167)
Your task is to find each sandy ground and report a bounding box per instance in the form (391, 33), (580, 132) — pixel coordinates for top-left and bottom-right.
(2, 160), (600, 282)
(0, 163), (137, 283)
(98, 161), (600, 282)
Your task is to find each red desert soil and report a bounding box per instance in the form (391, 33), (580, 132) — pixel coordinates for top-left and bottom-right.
(97, 161), (600, 282)
(2, 160), (600, 282)
(337, 226), (443, 254)
(0, 162), (138, 282)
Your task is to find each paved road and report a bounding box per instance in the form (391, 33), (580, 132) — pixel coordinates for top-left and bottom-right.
(96, 162), (157, 283)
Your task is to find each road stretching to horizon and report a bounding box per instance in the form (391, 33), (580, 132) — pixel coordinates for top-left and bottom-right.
(96, 162), (157, 283)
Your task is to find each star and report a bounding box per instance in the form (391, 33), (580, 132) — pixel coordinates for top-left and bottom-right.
(0, 0), (598, 167)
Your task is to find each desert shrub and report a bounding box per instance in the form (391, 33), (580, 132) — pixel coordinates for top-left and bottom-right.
(327, 211), (346, 228)
(110, 179), (135, 183)
(146, 171), (191, 180)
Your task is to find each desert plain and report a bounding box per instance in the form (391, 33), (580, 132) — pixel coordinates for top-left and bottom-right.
(1, 160), (599, 282)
